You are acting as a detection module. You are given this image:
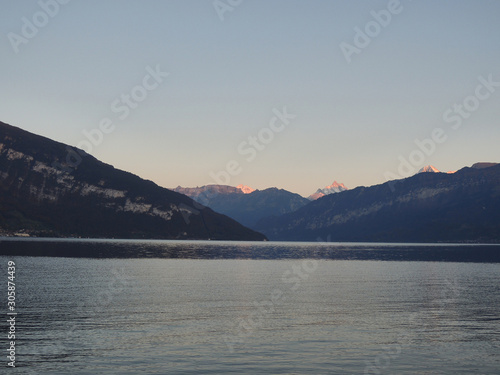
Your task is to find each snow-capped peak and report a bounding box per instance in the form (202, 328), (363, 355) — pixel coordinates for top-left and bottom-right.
(308, 181), (348, 200)
(325, 181), (347, 190)
(418, 165), (440, 174)
(236, 184), (255, 194)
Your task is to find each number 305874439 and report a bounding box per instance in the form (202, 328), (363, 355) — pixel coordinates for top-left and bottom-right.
(7, 261), (16, 310)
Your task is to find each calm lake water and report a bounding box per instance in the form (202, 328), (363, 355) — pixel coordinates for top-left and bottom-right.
(1, 239), (499, 374)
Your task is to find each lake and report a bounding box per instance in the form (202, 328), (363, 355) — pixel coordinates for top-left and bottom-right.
(1, 239), (499, 374)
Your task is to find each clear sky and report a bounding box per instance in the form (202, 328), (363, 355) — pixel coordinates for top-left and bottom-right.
(1, 0), (499, 197)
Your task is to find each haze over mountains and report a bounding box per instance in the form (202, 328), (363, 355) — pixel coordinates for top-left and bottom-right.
(1, 121), (499, 243)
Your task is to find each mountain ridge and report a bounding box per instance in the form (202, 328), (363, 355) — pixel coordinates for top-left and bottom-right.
(308, 181), (348, 200)
(256, 164), (500, 242)
(174, 185), (310, 228)
(0, 121), (266, 240)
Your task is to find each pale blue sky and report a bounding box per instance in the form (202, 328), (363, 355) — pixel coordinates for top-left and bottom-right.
(1, 0), (499, 196)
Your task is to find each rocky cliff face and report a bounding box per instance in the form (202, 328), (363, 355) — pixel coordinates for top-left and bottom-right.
(0, 121), (266, 240)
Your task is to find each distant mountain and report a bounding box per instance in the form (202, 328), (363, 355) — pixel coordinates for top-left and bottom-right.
(0, 121), (266, 240)
(237, 184), (255, 194)
(256, 164), (500, 242)
(176, 185), (310, 228)
(417, 164), (499, 175)
(418, 165), (440, 173)
(308, 181), (348, 200)
(173, 184), (253, 205)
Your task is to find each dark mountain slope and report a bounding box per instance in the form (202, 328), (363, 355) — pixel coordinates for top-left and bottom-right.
(206, 188), (310, 228)
(256, 165), (500, 242)
(0, 121), (266, 240)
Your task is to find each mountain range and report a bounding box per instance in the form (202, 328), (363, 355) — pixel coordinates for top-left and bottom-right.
(173, 184), (253, 204)
(1, 120), (499, 243)
(0, 121), (266, 240)
(255, 163), (500, 242)
(172, 180), (349, 229)
(173, 185), (310, 229)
